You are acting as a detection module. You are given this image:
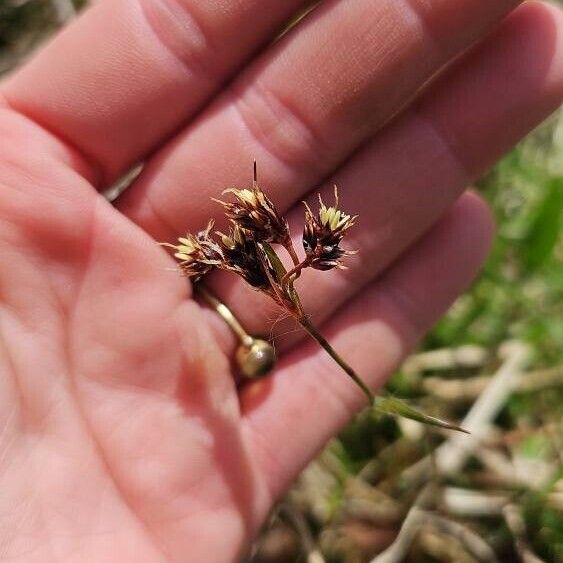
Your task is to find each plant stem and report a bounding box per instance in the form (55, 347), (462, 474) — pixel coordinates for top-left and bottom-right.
(297, 304), (466, 433)
(283, 236), (301, 266)
(262, 244), (464, 432)
(282, 256), (312, 286)
(298, 315), (375, 404)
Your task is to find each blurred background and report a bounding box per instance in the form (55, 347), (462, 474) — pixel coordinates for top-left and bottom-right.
(1, 1), (561, 561)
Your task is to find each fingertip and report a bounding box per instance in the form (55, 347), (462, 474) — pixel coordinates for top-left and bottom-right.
(504, 0), (563, 99)
(388, 190), (494, 296)
(450, 190), (495, 268)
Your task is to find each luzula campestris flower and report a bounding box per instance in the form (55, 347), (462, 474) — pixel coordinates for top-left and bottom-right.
(303, 187), (358, 271)
(161, 166), (465, 433)
(161, 220), (223, 281)
(218, 223), (275, 291)
(216, 183), (290, 244)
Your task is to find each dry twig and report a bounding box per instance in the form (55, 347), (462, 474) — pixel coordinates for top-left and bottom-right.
(369, 487), (434, 563)
(441, 488), (509, 517)
(423, 365), (563, 402)
(370, 342), (532, 562)
(281, 504), (327, 563)
(403, 341), (532, 486)
(502, 504), (546, 563)
(51, 0), (76, 24)
(403, 345), (488, 375)
(422, 512), (498, 562)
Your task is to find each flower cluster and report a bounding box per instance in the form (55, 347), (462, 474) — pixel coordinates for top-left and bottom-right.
(303, 187), (357, 271)
(215, 184), (290, 245)
(161, 166), (466, 432)
(218, 223), (275, 291)
(163, 170), (357, 307)
(161, 220), (223, 282)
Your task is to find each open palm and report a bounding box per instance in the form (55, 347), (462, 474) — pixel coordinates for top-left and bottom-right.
(0, 1), (562, 561)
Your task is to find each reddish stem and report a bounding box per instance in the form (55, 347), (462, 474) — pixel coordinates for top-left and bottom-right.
(282, 236), (301, 266)
(282, 256), (312, 286)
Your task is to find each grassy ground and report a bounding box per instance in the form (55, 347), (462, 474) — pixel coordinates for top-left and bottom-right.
(250, 118), (563, 562)
(252, 68), (563, 563)
(1, 2), (562, 562)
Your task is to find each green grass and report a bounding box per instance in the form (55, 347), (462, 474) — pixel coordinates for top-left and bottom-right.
(432, 117), (563, 363)
(304, 117), (563, 562)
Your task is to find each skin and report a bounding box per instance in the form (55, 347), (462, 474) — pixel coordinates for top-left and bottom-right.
(0, 0), (562, 561)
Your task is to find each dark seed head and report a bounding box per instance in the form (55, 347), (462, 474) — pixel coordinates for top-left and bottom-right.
(163, 220), (224, 282)
(215, 184), (289, 244)
(218, 223), (274, 290)
(302, 186), (357, 271)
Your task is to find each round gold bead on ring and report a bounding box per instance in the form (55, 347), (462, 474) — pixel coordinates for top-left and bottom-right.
(196, 285), (276, 379)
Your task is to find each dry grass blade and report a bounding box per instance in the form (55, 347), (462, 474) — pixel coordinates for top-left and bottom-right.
(51, 0), (75, 24)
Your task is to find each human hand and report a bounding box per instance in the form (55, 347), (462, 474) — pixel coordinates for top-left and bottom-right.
(0, 0), (562, 561)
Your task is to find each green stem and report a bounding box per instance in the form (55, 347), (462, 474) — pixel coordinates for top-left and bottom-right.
(258, 249), (466, 433)
(294, 287), (466, 432)
(281, 256), (312, 287)
(298, 315), (375, 404)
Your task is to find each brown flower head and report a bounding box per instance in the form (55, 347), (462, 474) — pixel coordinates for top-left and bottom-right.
(302, 186), (357, 271)
(163, 220), (224, 281)
(218, 223), (275, 290)
(215, 183), (289, 244)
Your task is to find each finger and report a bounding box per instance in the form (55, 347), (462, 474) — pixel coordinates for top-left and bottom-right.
(201, 0), (563, 351)
(117, 0), (521, 238)
(242, 192), (494, 498)
(1, 0), (311, 183)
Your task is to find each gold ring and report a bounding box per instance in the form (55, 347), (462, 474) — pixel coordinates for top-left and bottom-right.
(196, 285), (276, 379)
